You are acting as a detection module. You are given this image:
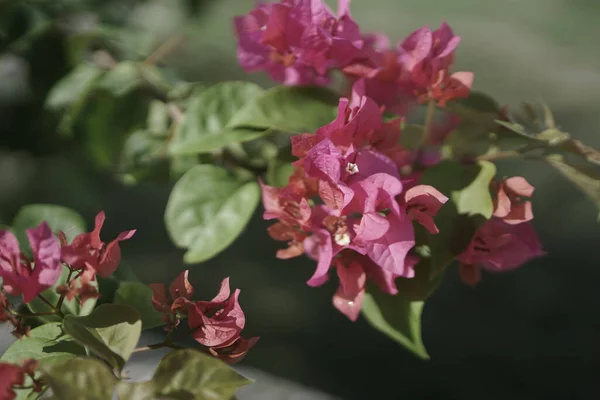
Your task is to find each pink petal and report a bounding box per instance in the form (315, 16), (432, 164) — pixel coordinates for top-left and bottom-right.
(354, 212), (389, 242)
(365, 213), (415, 277)
(169, 270), (194, 300)
(24, 222), (62, 303)
(304, 229), (333, 287)
(332, 261), (366, 321)
(505, 176), (534, 197)
(149, 283), (170, 313)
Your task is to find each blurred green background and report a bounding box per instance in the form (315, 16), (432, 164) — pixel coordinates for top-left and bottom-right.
(1, 0), (600, 399)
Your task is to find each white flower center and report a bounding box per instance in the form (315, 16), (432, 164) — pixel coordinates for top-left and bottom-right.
(345, 162), (359, 175)
(334, 231), (351, 246)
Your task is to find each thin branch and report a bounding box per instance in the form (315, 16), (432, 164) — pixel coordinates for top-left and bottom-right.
(144, 34), (186, 66)
(36, 294), (56, 311)
(133, 342), (183, 354)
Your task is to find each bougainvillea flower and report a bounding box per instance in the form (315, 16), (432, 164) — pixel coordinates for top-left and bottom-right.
(458, 218), (545, 285)
(492, 177), (535, 225)
(188, 278), (246, 347)
(0, 362), (24, 400)
(402, 185), (448, 234)
(150, 270), (195, 314)
(0, 222), (61, 303)
(208, 336), (260, 365)
(397, 22), (473, 105)
(234, 0), (365, 85)
(60, 211), (136, 278)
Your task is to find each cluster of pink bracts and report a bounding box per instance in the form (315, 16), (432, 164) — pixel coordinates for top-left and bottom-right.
(0, 212), (256, 364)
(0, 211), (134, 309)
(150, 271), (259, 364)
(234, 0), (473, 109)
(238, 0), (545, 321)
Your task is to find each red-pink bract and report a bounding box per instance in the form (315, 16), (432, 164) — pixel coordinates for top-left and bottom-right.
(60, 211), (135, 278)
(0, 222), (61, 303)
(188, 278), (246, 347)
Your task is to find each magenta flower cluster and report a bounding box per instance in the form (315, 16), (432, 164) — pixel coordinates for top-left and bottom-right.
(235, 0), (545, 320)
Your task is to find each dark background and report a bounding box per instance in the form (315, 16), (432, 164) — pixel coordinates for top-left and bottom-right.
(1, 0), (600, 399)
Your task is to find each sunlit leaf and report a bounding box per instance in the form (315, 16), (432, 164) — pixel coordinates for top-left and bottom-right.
(169, 81), (268, 155)
(165, 165), (260, 264)
(361, 288), (429, 360)
(227, 86), (338, 133)
(62, 304), (141, 372)
(117, 349), (252, 400)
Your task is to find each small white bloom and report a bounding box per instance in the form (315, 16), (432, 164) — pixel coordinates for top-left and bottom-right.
(345, 162), (359, 175)
(334, 231), (351, 246)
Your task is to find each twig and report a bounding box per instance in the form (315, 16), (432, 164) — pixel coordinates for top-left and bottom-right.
(133, 342), (183, 354)
(144, 34), (186, 66)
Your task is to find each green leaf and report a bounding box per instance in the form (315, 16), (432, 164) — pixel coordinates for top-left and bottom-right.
(114, 282), (165, 330)
(2, 323), (86, 400)
(168, 81), (267, 155)
(45, 64), (105, 137)
(165, 165), (260, 264)
(45, 64), (104, 112)
(395, 257), (443, 302)
(12, 204), (86, 249)
(118, 129), (166, 174)
(266, 158), (295, 188)
(147, 100), (169, 136)
(1, 323), (86, 365)
(452, 160), (496, 218)
(95, 61), (142, 97)
(546, 155), (600, 220)
(78, 91), (150, 171)
(62, 304), (142, 372)
(117, 349), (252, 400)
(361, 288), (429, 360)
(227, 86), (338, 133)
(420, 160), (496, 276)
(42, 357), (117, 400)
(28, 265), (98, 323)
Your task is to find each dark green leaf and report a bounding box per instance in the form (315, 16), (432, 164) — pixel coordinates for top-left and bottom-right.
(12, 203), (86, 249)
(165, 165), (260, 264)
(43, 357), (117, 400)
(227, 86), (338, 133)
(45, 64), (104, 112)
(169, 81), (267, 155)
(361, 288), (429, 359)
(28, 265), (97, 323)
(117, 349), (252, 400)
(114, 282), (165, 330)
(147, 100), (169, 136)
(78, 91), (150, 170)
(95, 61), (142, 97)
(62, 304), (142, 372)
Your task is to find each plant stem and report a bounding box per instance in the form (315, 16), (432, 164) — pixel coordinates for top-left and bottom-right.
(16, 311), (58, 318)
(55, 268), (74, 312)
(144, 34), (186, 66)
(37, 294), (56, 310)
(476, 150), (520, 162)
(133, 342), (183, 354)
